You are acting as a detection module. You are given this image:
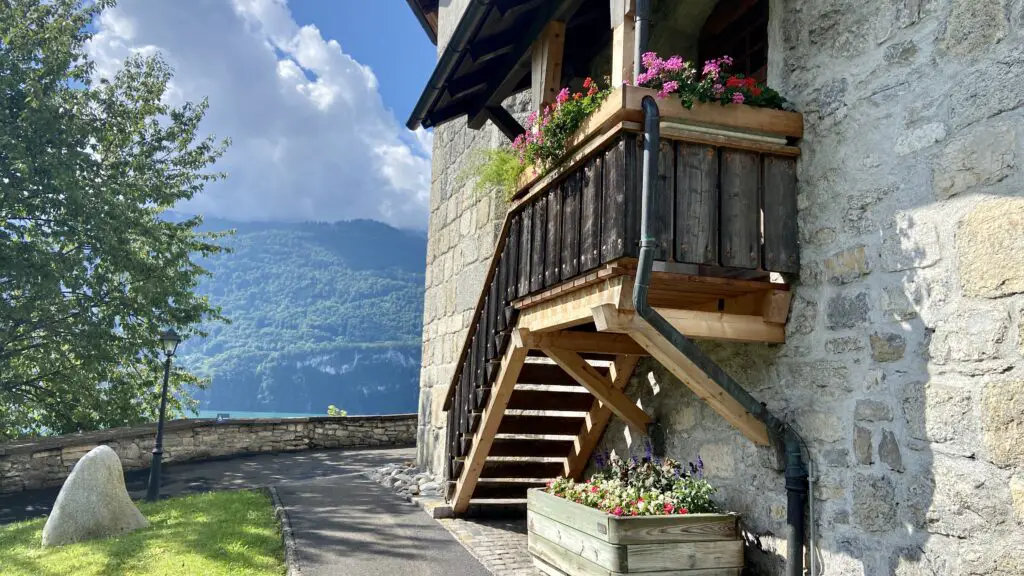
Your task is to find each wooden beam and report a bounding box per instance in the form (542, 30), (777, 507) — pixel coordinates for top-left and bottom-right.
(520, 330), (649, 356)
(531, 21), (566, 112)
(542, 347), (651, 432)
(565, 354), (641, 478)
(610, 0), (636, 87)
(594, 305), (785, 344)
(467, 0), (585, 129)
(453, 328), (530, 513)
(593, 304), (770, 446)
(518, 276), (628, 333)
(484, 105), (526, 142)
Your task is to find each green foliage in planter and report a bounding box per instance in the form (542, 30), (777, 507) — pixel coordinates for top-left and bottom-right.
(468, 78), (610, 200)
(547, 452), (719, 517)
(467, 148), (526, 201)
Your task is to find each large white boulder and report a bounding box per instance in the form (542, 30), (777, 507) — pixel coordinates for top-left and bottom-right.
(42, 445), (149, 546)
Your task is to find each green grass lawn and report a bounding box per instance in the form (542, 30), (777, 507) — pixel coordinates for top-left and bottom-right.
(0, 489), (285, 576)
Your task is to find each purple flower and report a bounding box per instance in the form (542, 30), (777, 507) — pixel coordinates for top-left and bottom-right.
(720, 55), (734, 66)
(713, 83), (724, 95)
(732, 92), (745, 104)
(641, 51), (660, 68)
(663, 55), (684, 72)
(636, 71), (654, 86)
(657, 80), (680, 99)
(556, 87), (570, 104)
(702, 60), (720, 78)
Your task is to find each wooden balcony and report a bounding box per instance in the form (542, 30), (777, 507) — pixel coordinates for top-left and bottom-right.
(442, 85), (802, 514)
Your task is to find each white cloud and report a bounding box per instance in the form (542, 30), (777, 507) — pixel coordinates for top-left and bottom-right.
(87, 0), (431, 229)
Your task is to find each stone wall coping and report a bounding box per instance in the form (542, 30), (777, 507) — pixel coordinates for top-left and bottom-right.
(0, 414), (418, 457)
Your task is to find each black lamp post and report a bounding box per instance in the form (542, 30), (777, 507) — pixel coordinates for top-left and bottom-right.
(146, 328), (181, 502)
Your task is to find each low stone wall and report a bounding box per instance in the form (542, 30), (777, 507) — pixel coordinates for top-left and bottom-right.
(0, 414), (417, 494)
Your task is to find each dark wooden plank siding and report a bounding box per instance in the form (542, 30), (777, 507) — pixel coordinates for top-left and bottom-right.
(763, 155), (799, 273)
(653, 139), (675, 260)
(579, 156), (602, 271)
(544, 187), (562, 288)
(530, 197), (547, 292)
(675, 143), (719, 265)
(624, 134), (641, 258)
(517, 206), (532, 297)
(601, 139), (627, 262)
(719, 149), (761, 269)
(561, 172), (581, 280)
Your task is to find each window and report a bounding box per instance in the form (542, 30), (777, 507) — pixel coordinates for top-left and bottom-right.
(698, 0), (769, 80)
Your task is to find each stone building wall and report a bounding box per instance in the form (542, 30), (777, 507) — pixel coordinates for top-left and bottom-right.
(417, 0), (1024, 573)
(415, 2), (533, 473)
(592, 1), (1024, 574)
(0, 414), (416, 494)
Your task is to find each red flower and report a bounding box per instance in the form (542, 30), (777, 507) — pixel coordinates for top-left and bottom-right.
(678, 507), (689, 515)
(573, 92), (582, 100)
(751, 87), (763, 97)
(744, 77), (758, 88)
(583, 77), (593, 88)
(725, 76), (743, 88)
(590, 485), (599, 493)
(631, 510), (638, 516)
(663, 503), (675, 514)
(612, 506), (624, 516)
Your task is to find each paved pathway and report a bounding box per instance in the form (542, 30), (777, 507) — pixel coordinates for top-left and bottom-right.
(0, 447), (490, 576)
(439, 516), (537, 576)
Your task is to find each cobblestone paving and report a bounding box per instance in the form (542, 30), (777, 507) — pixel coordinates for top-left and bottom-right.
(437, 516), (540, 576)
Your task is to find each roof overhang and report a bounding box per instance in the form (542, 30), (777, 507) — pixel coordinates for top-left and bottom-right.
(405, 0), (439, 44)
(406, 0), (609, 133)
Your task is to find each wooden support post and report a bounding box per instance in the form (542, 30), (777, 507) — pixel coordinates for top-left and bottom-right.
(593, 304), (771, 446)
(542, 346), (651, 432)
(565, 355), (641, 478)
(452, 328), (531, 514)
(531, 21), (566, 113)
(610, 0), (636, 87)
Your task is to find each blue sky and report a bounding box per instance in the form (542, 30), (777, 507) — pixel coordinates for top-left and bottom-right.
(289, 1), (436, 122)
(87, 0), (438, 229)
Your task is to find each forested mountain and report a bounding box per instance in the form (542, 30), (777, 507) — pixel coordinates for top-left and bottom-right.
(176, 217), (426, 416)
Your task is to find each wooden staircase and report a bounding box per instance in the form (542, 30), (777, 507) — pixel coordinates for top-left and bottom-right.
(441, 121), (799, 515)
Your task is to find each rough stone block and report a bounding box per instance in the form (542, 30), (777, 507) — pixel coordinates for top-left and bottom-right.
(894, 122), (945, 155)
(879, 214), (940, 272)
(935, 125), (1015, 199)
(826, 292), (870, 330)
(983, 379), (1024, 467)
(903, 381), (974, 446)
(929, 306), (1009, 364)
(855, 426), (873, 465)
(878, 429), (903, 472)
(824, 245), (870, 285)
(870, 332), (906, 362)
(958, 197), (1024, 298)
(852, 473), (896, 532)
(855, 399), (894, 422)
(940, 0), (1007, 55)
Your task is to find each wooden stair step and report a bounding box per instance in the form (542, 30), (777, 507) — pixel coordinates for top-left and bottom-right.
(497, 414), (585, 435)
(489, 437), (576, 457)
(507, 386), (595, 411)
(479, 459), (565, 478)
(518, 362), (609, 386)
(473, 480), (548, 499)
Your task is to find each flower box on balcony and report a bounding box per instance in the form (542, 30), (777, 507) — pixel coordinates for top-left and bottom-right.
(513, 84), (803, 205)
(527, 488), (744, 575)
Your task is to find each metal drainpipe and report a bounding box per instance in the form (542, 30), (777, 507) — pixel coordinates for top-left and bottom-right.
(636, 96), (808, 576)
(633, 0), (651, 84)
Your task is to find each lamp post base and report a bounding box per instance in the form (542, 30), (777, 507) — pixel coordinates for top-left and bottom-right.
(146, 449), (163, 501)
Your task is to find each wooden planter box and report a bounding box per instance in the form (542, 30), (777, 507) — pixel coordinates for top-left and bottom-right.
(527, 489), (744, 575)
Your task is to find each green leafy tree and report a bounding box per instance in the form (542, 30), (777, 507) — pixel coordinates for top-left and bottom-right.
(0, 0), (230, 439)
